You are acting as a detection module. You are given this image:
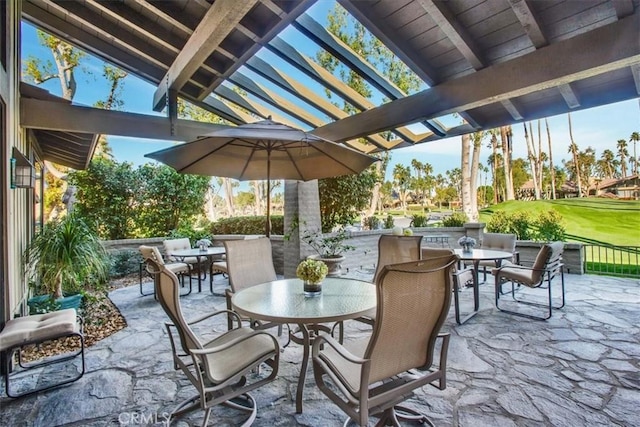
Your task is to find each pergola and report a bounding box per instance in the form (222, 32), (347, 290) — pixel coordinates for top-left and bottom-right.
(19, 0), (640, 169)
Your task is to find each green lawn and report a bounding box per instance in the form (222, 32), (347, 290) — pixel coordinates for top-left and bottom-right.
(479, 199), (640, 246)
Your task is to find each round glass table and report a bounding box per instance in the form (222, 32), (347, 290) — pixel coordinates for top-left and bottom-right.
(232, 277), (376, 413)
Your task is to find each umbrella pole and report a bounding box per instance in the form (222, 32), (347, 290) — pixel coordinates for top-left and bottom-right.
(266, 155), (271, 237)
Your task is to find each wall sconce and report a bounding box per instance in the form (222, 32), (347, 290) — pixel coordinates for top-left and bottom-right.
(10, 147), (35, 189)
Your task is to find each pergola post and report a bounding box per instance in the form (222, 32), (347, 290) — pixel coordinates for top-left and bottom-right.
(283, 180), (321, 278)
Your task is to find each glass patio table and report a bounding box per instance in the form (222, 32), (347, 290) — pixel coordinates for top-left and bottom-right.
(453, 248), (514, 324)
(232, 277), (376, 414)
(169, 247), (225, 293)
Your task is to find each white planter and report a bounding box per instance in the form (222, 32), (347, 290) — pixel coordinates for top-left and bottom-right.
(308, 254), (346, 277)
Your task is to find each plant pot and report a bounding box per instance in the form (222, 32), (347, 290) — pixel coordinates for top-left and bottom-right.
(28, 293), (83, 314)
(308, 254), (346, 277)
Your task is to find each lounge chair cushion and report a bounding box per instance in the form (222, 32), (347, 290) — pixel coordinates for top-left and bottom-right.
(0, 309), (78, 350)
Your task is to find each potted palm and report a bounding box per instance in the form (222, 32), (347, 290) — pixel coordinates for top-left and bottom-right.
(24, 214), (109, 313)
(301, 227), (355, 277)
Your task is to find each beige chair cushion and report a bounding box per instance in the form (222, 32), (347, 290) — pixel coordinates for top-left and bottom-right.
(203, 327), (277, 384)
(163, 238), (199, 264)
(0, 309), (78, 351)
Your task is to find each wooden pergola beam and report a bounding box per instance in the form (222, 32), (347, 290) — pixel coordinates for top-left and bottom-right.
(153, 0), (258, 111)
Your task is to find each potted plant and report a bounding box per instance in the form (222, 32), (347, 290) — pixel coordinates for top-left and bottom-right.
(301, 227), (355, 277)
(24, 214), (109, 313)
(296, 258), (328, 297)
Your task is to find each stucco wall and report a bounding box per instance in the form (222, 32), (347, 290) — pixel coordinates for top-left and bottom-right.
(104, 228), (584, 280)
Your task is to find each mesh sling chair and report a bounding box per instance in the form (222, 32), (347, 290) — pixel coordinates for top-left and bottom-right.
(153, 259), (280, 426)
(493, 242), (565, 320)
(355, 235), (424, 326)
(313, 255), (457, 427)
(223, 238), (283, 335)
(423, 248), (475, 324)
(139, 245), (192, 297)
(163, 238), (206, 280)
(477, 233), (518, 284)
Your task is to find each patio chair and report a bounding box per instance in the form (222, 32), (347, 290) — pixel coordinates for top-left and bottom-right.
(223, 238), (282, 334)
(356, 235), (424, 326)
(312, 255), (456, 427)
(477, 233), (518, 283)
(423, 248), (475, 324)
(0, 308), (85, 397)
(163, 238), (205, 279)
(153, 259), (280, 426)
(139, 245), (192, 297)
(493, 242), (565, 320)
(209, 236), (261, 287)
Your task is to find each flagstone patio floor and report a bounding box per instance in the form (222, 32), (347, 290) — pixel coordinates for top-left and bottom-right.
(1, 270), (638, 426)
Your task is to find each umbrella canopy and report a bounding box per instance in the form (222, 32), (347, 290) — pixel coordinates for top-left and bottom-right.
(145, 119), (378, 236)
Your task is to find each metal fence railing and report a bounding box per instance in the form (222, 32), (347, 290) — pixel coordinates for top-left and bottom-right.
(583, 244), (640, 278)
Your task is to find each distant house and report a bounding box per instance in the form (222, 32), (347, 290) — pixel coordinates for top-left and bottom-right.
(592, 175), (640, 199)
(517, 176), (640, 200)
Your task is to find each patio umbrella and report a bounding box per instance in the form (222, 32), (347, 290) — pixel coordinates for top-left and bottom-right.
(145, 118), (378, 236)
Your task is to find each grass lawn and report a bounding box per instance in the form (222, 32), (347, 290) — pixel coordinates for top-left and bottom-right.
(479, 198), (640, 246)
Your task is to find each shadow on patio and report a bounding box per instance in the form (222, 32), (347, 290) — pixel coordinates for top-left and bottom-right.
(1, 271), (638, 426)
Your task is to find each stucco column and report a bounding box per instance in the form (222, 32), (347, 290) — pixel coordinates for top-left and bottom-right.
(283, 180), (322, 278)
(463, 222), (485, 246)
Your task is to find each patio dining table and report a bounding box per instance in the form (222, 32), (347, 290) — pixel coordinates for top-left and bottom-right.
(231, 277), (376, 414)
(169, 247), (225, 293)
(453, 248), (513, 324)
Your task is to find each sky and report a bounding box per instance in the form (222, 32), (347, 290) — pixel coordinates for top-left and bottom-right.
(20, 2), (640, 185)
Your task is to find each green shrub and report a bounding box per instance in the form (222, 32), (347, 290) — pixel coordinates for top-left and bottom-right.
(442, 213), (468, 227)
(108, 249), (142, 279)
(487, 210), (542, 240)
(210, 215), (284, 235)
(169, 222), (212, 244)
(383, 215), (395, 229)
(486, 211), (510, 233)
(511, 211), (533, 240)
(533, 210), (566, 242)
(363, 216), (381, 230)
(410, 214), (428, 227)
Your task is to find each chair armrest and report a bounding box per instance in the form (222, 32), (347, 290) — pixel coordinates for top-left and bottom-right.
(312, 333), (367, 365)
(186, 309), (241, 326)
(190, 329), (279, 355)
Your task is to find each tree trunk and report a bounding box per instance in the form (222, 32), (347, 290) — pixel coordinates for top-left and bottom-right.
(524, 122), (540, 200)
(461, 133), (474, 221)
(568, 113), (583, 197)
(490, 132), (499, 203)
(223, 178), (235, 216)
(545, 118), (556, 199)
(537, 120), (544, 198)
(501, 126), (515, 200)
(365, 160), (385, 217)
(469, 133), (482, 221)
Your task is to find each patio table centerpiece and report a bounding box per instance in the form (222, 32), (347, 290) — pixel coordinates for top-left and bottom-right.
(296, 258), (328, 297)
(195, 238), (212, 252)
(458, 236), (477, 253)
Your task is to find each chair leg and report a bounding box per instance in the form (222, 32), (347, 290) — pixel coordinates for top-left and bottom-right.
(4, 332), (85, 398)
(495, 271), (565, 321)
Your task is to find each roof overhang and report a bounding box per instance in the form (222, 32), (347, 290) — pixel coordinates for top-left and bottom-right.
(20, 83), (98, 169)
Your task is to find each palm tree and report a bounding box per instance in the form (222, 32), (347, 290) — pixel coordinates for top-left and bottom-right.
(617, 139), (629, 177)
(600, 149), (616, 178)
(630, 131), (639, 175)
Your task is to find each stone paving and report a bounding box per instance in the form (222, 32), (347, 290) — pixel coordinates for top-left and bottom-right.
(1, 271), (639, 426)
